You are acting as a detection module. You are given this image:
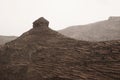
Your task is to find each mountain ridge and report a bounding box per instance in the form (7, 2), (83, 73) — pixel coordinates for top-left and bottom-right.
(59, 16), (120, 41)
(0, 17), (120, 80)
(0, 35), (17, 45)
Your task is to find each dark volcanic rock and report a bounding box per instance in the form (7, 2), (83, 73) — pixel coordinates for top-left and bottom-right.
(0, 17), (120, 80)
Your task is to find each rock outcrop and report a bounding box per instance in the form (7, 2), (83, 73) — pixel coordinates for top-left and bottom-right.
(0, 17), (120, 80)
(33, 17), (49, 29)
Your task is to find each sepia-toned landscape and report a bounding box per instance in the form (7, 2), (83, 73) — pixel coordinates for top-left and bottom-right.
(0, 17), (119, 80)
(59, 16), (120, 41)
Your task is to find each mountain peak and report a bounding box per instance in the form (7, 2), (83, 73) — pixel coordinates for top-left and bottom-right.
(33, 17), (49, 29)
(0, 17), (120, 80)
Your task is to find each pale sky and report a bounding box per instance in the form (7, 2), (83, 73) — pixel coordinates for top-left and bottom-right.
(0, 0), (120, 36)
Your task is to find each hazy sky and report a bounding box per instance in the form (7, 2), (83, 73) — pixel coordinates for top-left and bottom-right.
(0, 0), (120, 36)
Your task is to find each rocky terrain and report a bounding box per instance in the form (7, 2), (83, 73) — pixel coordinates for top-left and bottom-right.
(59, 16), (120, 41)
(0, 17), (120, 80)
(0, 36), (17, 45)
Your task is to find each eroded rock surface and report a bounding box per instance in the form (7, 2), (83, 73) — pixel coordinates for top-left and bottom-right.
(0, 17), (120, 80)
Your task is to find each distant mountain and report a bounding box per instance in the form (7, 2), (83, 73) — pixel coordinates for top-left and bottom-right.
(0, 36), (17, 45)
(0, 17), (120, 80)
(59, 16), (120, 41)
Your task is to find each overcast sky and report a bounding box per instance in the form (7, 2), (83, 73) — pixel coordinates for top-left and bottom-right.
(0, 0), (120, 36)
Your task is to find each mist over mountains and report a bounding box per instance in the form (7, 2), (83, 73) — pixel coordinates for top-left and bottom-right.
(0, 16), (120, 45)
(59, 16), (120, 41)
(0, 17), (120, 80)
(0, 36), (17, 45)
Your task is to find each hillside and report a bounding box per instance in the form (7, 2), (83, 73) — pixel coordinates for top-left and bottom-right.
(0, 35), (17, 45)
(59, 16), (120, 41)
(0, 17), (120, 80)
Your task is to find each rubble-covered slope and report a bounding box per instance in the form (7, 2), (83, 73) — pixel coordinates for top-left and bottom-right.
(0, 17), (120, 80)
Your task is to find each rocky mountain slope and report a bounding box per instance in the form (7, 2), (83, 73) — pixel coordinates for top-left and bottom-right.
(59, 16), (120, 41)
(0, 36), (17, 45)
(0, 17), (120, 80)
